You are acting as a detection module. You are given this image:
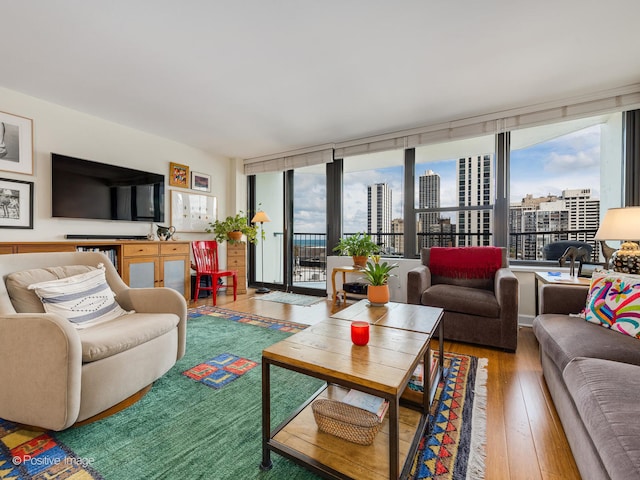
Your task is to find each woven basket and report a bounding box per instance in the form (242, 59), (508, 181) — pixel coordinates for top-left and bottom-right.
(311, 399), (382, 446)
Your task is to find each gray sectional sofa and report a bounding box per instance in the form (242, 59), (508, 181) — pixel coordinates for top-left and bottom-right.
(533, 284), (640, 480)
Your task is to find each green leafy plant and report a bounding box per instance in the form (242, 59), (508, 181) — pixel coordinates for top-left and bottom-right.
(206, 212), (259, 244)
(332, 232), (380, 257)
(361, 259), (398, 286)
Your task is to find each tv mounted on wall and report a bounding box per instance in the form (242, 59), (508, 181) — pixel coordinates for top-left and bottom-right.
(51, 153), (165, 222)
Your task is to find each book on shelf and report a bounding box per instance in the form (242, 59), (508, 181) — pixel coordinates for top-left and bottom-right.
(410, 351), (439, 389)
(341, 389), (389, 422)
(76, 247), (118, 268)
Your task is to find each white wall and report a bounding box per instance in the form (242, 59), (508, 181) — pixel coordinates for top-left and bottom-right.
(0, 86), (231, 245)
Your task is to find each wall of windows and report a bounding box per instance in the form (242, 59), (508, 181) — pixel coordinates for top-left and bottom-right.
(249, 109), (635, 299)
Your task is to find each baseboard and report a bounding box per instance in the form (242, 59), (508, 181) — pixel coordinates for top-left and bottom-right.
(518, 314), (534, 328)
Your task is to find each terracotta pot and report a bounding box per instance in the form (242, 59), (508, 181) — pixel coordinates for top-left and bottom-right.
(228, 231), (243, 242)
(352, 255), (368, 268)
(367, 284), (390, 306)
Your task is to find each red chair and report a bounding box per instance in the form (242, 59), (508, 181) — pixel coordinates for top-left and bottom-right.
(191, 240), (237, 306)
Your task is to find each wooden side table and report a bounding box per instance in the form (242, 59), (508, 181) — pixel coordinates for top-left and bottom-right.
(331, 265), (365, 306)
(534, 271), (590, 316)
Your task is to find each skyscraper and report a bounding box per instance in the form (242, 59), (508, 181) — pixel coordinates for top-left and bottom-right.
(457, 155), (493, 246)
(367, 183), (392, 251)
(418, 170), (440, 248)
(391, 218), (404, 255)
(508, 189), (599, 260)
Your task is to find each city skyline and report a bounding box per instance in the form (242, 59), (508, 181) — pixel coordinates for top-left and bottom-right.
(293, 124), (601, 233)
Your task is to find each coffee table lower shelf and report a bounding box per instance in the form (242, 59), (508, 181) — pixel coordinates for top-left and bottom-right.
(267, 383), (427, 480)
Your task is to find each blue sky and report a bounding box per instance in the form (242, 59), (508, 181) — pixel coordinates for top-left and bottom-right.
(293, 125), (601, 233)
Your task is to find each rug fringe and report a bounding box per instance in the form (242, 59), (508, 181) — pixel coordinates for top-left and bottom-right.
(467, 357), (488, 480)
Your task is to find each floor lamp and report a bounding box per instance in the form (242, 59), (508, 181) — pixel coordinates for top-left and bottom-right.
(251, 210), (271, 293)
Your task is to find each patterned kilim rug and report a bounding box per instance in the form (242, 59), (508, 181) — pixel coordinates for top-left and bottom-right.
(254, 290), (325, 306)
(0, 306), (486, 480)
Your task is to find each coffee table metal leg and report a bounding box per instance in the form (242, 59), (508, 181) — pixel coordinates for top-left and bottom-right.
(423, 346), (430, 413)
(438, 318), (444, 374)
(260, 360), (273, 471)
(389, 398), (399, 480)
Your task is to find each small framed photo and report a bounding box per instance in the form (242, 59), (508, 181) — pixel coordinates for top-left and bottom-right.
(0, 110), (34, 175)
(0, 177), (34, 229)
(191, 171), (211, 192)
(578, 262), (602, 278)
(169, 162), (189, 188)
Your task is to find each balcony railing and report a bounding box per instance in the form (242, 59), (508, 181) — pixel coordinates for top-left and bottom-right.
(280, 228), (600, 284)
(292, 233), (327, 284)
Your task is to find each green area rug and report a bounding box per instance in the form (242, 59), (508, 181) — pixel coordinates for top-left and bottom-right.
(0, 306), (487, 480)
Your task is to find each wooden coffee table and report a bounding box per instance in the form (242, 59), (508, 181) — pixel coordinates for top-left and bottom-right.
(331, 299), (444, 334)
(260, 302), (444, 480)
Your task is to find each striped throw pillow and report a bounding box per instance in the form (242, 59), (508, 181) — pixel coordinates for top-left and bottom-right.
(28, 265), (132, 329)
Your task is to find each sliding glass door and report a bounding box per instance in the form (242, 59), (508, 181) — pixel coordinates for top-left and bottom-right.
(292, 164), (327, 293)
(254, 173), (285, 291)
(251, 165), (327, 294)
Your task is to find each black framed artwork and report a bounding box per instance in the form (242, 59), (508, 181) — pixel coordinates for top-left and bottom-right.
(0, 177), (33, 229)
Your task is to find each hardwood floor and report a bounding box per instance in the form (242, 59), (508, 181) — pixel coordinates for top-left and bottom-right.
(192, 290), (582, 480)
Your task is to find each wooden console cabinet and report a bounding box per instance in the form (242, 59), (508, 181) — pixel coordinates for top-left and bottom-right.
(0, 241), (191, 301)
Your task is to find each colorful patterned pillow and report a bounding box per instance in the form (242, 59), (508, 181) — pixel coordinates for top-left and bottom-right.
(583, 270), (640, 339)
(28, 264), (132, 329)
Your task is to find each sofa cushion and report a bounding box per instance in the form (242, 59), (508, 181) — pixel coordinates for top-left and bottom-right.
(5, 265), (96, 313)
(564, 357), (640, 479)
(78, 313), (180, 362)
(422, 284), (500, 318)
(431, 275), (494, 292)
(583, 270), (640, 339)
(27, 267), (131, 329)
(533, 314), (640, 372)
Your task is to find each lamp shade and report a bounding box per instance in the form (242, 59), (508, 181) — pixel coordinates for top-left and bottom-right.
(594, 207), (640, 240)
(251, 211), (271, 223)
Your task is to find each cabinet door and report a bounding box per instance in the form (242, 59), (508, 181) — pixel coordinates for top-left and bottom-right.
(123, 257), (160, 288)
(161, 255), (189, 297)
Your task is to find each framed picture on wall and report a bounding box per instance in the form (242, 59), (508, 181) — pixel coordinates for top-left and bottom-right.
(169, 162), (189, 188)
(0, 110), (33, 175)
(191, 171), (211, 192)
(0, 177), (34, 229)
(170, 190), (217, 232)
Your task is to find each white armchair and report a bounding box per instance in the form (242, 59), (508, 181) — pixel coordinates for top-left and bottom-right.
(0, 251), (187, 430)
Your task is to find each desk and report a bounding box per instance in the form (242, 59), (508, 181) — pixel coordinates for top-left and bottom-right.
(534, 272), (591, 316)
(331, 265), (365, 306)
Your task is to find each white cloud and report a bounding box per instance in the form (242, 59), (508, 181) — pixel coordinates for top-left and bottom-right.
(543, 147), (600, 173)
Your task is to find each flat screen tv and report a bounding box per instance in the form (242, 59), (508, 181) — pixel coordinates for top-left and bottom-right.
(51, 153), (165, 222)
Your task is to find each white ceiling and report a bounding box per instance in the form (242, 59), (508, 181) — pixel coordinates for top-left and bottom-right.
(2, 1), (640, 160)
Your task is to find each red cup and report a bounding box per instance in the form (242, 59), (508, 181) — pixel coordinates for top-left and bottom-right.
(351, 321), (370, 346)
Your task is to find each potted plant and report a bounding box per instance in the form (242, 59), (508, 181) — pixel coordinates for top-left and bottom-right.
(333, 232), (380, 268)
(207, 212), (259, 244)
(361, 257), (398, 306)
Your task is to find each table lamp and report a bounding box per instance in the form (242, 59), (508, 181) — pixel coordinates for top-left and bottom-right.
(594, 207), (640, 274)
(251, 210), (271, 293)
